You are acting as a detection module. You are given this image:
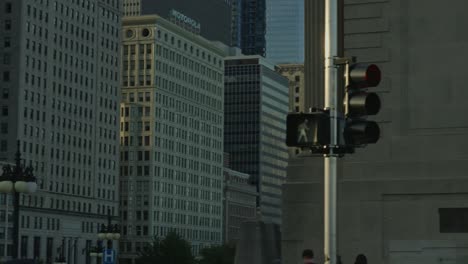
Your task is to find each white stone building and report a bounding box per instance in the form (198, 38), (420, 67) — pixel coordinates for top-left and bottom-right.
(119, 15), (226, 263)
(0, 0), (122, 263)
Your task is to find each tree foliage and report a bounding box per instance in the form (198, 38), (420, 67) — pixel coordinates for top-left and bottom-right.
(197, 244), (236, 264)
(136, 231), (195, 264)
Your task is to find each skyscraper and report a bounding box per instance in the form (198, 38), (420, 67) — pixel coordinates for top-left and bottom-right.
(140, 0), (233, 46)
(224, 56), (288, 224)
(0, 0), (121, 262)
(265, 0), (304, 64)
(120, 15), (226, 261)
(238, 0), (267, 56)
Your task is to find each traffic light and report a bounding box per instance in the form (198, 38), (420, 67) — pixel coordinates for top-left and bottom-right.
(286, 112), (330, 148)
(344, 63), (381, 146)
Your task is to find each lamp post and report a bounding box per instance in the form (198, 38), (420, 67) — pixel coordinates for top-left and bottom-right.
(53, 238), (66, 264)
(0, 141), (37, 259)
(90, 209), (120, 263)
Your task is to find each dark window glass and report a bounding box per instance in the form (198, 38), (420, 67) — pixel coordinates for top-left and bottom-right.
(3, 71), (10, 82)
(33, 236), (40, 259)
(439, 208), (468, 233)
(4, 20), (11, 30)
(20, 236), (28, 258)
(5, 3), (12, 13)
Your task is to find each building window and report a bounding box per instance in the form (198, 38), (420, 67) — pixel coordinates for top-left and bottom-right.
(295, 106), (299, 112)
(3, 54), (10, 65)
(4, 37), (10, 48)
(3, 71), (10, 82)
(1, 123), (7, 134)
(5, 3), (12, 13)
(4, 20), (11, 30)
(2, 89), (8, 99)
(46, 238), (53, 263)
(295, 97), (299, 103)
(295, 86), (299, 93)
(439, 208), (468, 233)
(33, 236), (40, 259)
(0, 140), (8, 152)
(20, 236), (28, 258)
(2, 106), (8, 116)
(295, 75), (300, 82)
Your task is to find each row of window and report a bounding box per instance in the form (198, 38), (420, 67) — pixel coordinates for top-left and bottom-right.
(155, 32), (223, 69)
(51, 82), (93, 103)
(21, 216), (60, 231)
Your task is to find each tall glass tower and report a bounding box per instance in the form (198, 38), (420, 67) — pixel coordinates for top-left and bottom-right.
(224, 56), (288, 224)
(266, 0), (304, 64)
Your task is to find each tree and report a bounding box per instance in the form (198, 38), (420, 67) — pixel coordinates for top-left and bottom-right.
(197, 244), (236, 264)
(136, 231), (195, 264)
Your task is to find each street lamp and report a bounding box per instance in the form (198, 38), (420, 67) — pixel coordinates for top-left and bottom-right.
(90, 210), (120, 262)
(0, 141), (37, 259)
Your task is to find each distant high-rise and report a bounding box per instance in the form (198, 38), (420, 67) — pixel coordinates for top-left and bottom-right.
(120, 15), (226, 261)
(123, 0), (141, 16)
(266, 0), (304, 64)
(140, 0), (232, 46)
(0, 0), (121, 261)
(224, 56), (288, 224)
(238, 0), (267, 56)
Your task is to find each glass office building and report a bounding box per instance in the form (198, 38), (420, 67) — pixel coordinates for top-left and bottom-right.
(239, 0), (267, 56)
(266, 0), (304, 64)
(224, 56), (288, 224)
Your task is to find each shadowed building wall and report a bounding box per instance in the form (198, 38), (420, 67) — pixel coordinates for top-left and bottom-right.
(283, 0), (468, 263)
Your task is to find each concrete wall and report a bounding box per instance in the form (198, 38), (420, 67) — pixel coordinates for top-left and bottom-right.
(284, 0), (468, 263)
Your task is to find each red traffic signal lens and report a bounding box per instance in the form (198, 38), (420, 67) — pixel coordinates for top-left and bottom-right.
(365, 64), (381, 87)
(349, 63), (381, 88)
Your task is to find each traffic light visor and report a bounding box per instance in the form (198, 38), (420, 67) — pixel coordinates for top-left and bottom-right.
(344, 121), (380, 145)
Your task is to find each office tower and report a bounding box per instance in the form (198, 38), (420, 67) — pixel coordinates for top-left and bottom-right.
(224, 56), (288, 224)
(283, 0), (468, 263)
(223, 155), (258, 245)
(140, 0), (232, 46)
(123, 0), (141, 16)
(120, 15), (226, 261)
(265, 0), (304, 64)
(239, 0), (266, 56)
(0, 0), (121, 262)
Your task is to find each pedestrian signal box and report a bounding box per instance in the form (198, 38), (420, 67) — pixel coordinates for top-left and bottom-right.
(286, 112), (330, 148)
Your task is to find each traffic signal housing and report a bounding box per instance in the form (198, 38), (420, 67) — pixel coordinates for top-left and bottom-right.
(286, 112), (330, 148)
(344, 63), (381, 146)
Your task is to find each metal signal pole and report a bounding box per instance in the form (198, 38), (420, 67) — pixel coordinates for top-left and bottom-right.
(324, 0), (339, 263)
